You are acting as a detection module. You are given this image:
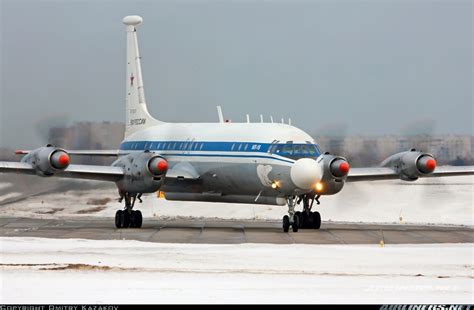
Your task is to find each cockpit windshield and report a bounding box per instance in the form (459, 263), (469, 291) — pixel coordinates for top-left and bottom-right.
(269, 143), (321, 160)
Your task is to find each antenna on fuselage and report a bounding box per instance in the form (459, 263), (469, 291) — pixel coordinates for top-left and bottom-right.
(289, 118), (292, 126)
(270, 116), (274, 123)
(246, 114), (250, 123)
(281, 118), (284, 124)
(260, 114), (263, 123)
(217, 106), (224, 123)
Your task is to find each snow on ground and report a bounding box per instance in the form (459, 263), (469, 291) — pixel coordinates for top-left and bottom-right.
(0, 176), (472, 226)
(0, 237), (472, 304)
(0, 192), (21, 204)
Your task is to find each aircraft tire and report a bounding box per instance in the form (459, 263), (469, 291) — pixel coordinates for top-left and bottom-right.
(292, 215), (299, 232)
(313, 211), (321, 229)
(295, 211), (302, 228)
(115, 210), (123, 228)
(135, 210), (143, 228)
(121, 211), (131, 228)
(129, 211), (137, 228)
(282, 215), (290, 232)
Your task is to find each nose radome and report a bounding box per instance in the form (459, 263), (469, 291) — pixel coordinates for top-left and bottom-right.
(290, 158), (321, 190)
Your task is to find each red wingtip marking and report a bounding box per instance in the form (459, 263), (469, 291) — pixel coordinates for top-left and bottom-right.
(426, 158), (436, 171)
(339, 162), (350, 174)
(58, 154), (70, 166)
(157, 160), (168, 171)
(15, 150), (24, 155)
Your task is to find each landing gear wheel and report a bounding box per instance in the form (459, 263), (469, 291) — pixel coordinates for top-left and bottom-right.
(295, 211), (302, 228)
(312, 211), (321, 229)
(129, 211), (137, 228)
(115, 210), (123, 228)
(133, 210), (143, 228)
(121, 211), (131, 228)
(282, 215), (290, 232)
(292, 215), (299, 232)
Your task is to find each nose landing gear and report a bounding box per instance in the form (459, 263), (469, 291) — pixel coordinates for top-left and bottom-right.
(282, 196), (299, 232)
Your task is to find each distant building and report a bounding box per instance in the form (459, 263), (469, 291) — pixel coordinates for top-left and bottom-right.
(315, 134), (472, 166)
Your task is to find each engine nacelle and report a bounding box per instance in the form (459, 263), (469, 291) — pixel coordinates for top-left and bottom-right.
(314, 153), (349, 195)
(381, 149), (437, 181)
(290, 153), (349, 195)
(113, 151), (168, 194)
(21, 145), (70, 176)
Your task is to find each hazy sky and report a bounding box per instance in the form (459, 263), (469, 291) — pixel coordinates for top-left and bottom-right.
(1, 0), (472, 148)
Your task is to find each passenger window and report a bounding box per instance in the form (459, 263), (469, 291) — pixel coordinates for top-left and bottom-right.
(194, 143), (199, 150)
(231, 143), (235, 151)
(189, 142), (194, 150)
(238, 144), (242, 151)
(157, 143), (161, 149)
(243, 144), (248, 151)
(200, 143), (204, 151)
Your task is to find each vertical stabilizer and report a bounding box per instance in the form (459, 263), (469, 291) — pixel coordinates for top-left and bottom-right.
(123, 15), (161, 138)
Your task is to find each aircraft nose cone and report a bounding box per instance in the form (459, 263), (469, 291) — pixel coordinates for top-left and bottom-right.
(290, 158), (321, 190)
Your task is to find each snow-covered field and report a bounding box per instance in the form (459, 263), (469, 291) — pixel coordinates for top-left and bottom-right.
(0, 176), (472, 226)
(0, 177), (472, 303)
(0, 237), (472, 304)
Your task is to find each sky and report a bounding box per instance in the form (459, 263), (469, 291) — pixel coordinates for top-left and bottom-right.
(1, 0), (472, 148)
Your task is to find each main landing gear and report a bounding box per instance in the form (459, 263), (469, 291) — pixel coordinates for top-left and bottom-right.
(282, 194), (321, 232)
(115, 192), (143, 228)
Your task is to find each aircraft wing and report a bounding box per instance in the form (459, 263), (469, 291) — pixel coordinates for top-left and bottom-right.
(0, 162), (124, 182)
(15, 150), (122, 156)
(0, 160), (198, 182)
(347, 166), (474, 182)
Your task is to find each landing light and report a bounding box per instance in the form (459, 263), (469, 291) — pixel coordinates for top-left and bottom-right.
(271, 181), (280, 189)
(315, 182), (323, 192)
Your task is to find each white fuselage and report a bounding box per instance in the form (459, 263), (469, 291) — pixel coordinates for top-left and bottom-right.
(120, 122), (322, 205)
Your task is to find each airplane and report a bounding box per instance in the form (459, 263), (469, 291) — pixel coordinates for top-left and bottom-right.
(1, 15), (473, 232)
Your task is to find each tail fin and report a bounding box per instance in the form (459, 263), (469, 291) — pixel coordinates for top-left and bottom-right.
(123, 15), (161, 138)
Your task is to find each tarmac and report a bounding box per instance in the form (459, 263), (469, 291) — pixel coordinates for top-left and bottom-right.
(0, 216), (472, 244)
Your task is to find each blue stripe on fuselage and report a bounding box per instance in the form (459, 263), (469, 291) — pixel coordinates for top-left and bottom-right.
(119, 140), (320, 164)
(120, 141), (272, 152)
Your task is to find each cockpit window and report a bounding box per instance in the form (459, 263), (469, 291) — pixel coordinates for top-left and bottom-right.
(270, 143), (321, 159)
